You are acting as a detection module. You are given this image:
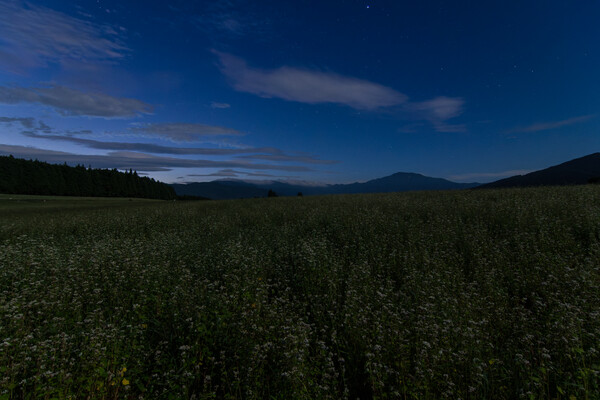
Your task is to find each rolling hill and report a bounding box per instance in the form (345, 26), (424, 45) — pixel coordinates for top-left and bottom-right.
(478, 152), (600, 189)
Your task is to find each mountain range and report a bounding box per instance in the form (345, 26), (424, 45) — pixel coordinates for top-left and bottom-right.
(170, 172), (479, 200)
(171, 153), (600, 200)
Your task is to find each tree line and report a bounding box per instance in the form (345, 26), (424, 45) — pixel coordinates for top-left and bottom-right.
(0, 155), (176, 200)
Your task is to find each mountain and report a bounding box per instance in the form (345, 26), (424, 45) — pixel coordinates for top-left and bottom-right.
(170, 181), (269, 200)
(171, 172), (479, 200)
(479, 152), (600, 189)
(326, 172), (478, 194)
(170, 179), (330, 200)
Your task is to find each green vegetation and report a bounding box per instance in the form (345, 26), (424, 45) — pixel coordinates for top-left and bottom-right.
(1, 187), (599, 399)
(0, 155), (176, 200)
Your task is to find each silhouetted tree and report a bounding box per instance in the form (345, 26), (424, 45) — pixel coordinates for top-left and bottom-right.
(0, 155), (176, 199)
(267, 189), (278, 197)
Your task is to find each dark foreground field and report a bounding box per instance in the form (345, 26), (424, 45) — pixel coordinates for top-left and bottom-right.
(1, 188), (599, 399)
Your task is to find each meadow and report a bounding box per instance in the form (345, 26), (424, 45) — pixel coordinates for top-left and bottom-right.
(1, 187), (599, 399)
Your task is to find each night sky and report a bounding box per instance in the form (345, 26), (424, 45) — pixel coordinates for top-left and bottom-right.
(1, 0), (599, 184)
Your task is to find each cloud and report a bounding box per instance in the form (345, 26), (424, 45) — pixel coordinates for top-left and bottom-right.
(237, 153), (338, 165)
(185, 169), (288, 179)
(232, 170), (282, 178)
(0, 0), (128, 71)
(188, 169), (240, 178)
(0, 85), (153, 117)
(189, 1), (269, 38)
(0, 144), (313, 172)
(411, 96), (464, 120)
(407, 96), (466, 132)
(0, 116), (35, 129)
(21, 130), (337, 165)
(507, 114), (595, 134)
(198, 14), (246, 36)
(128, 122), (244, 141)
(66, 129), (93, 135)
(215, 52), (408, 110)
(449, 169), (533, 182)
(215, 52), (466, 130)
(210, 102), (231, 109)
(397, 123), (424, 134)
(21, 131), (270, 155)
(186, 169), (274, 178)
(0, 116), (53, 132)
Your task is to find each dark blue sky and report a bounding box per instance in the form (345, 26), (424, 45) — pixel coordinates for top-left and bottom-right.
(0, 0), (599, 183)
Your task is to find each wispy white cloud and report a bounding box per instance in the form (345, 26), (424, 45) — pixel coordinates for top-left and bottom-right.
(128, 122), (243, 141)
(0, 0), (128, 71)
(0, 85), (152, 118)
(210, 102), (231, 109)
(215, 52), (466, 131)
(215, 51), (408, 110)
(449, 169), (533, 182)
(408, 96), (466, 132)
(507, 114), (595, 133)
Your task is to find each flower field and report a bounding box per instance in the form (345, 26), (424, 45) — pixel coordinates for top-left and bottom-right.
(1, 187), (599, 399)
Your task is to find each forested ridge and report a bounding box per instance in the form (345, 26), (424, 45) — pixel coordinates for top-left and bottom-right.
(0, 155), (176, 199)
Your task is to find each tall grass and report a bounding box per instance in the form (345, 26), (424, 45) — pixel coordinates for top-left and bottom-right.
(1, 187), (599, 399)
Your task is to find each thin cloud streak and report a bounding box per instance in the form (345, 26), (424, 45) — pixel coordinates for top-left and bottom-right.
(0, 85), (153, 117)
(507, 115), (595, 134)
(236, 153), (338, 165)
(185, 169), (282, 179)
(189, 169), (239, 178)
(0, 144), (313, 172)
(21, 131), (336, 164)
(210, 102), (231, 109)
(129, 122), (243, 141)
(21, 131), (275, 155)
